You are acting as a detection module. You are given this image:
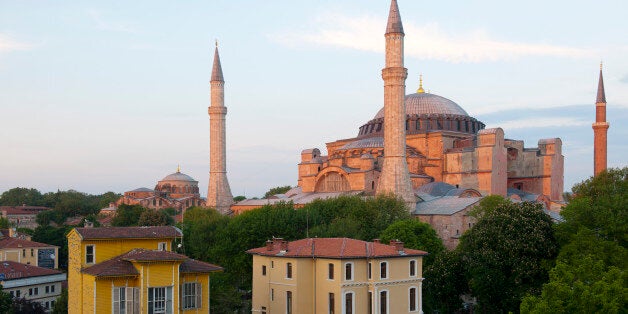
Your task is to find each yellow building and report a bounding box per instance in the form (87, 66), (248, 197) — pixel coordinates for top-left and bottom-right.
(67, 226), (222, 314)
(0, 231), (58, 269)
(247, 238), (427, 314)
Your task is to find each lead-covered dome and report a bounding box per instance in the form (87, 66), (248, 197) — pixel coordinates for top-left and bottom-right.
(161, 171), (196, 182)
(374, 92), (469, 119)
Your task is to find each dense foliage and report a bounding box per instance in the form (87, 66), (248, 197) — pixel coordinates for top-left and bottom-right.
(521, 167), (628, 313)
(379, 219), (444, 266)
(424, 197), (558, 314)
(180, 194), (424, 313)
(262, 185), (292, 199)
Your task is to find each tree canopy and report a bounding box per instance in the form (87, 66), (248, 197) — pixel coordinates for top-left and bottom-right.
(263, 185), (292, 199)
(521, 167), (628, 313)
(379, 219), (444, 266)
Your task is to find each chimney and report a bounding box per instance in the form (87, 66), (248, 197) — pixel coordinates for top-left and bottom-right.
(390, 239), (404, 251)
(84, 220), (94, 228)
(266, 240), (273, 251)
(373, 239), (381, 244)
(280, 240), (289, 252)
(9, 228), (16, 238)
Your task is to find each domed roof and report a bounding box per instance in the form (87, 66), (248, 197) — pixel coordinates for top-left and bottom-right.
(160, 171), (197, 183)
(374, 92), (468, 119)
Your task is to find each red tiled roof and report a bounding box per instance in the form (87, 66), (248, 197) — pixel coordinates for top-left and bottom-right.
(0, 237), (57, 249)
(0, 261), (62, 280)
(74, 226), (182, 239)
(82, 249), (222, 277)
(180, 259), (223, 273)
(246, 238), (428, 258)
(0, 206), (51, 215)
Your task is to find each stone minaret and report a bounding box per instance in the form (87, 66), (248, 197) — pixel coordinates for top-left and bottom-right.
(207, 43), (234, 214)
(593, 63), (609, 176)
(376, 0), (416, 208)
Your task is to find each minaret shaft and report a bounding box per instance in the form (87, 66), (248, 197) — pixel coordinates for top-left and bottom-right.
(376, 0), (415, 209)
(593, 65), (609, 176)
(207, 47), (234, 214)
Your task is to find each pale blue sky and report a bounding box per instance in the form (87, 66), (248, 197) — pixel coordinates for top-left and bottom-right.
(1, 0), (626, 198)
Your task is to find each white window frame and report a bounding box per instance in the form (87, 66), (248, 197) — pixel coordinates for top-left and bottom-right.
(158, 242), (167, 251)
(148, 286), (173, 314)
(409, 259), (417, 277)
(343, 291), (355, 314)
(180, 282), (201, 310)
(85, 245), (95, 264)
(113, 286), (139, 314)
(379, 289), (389, 314)
(344, 262), (354, 281)
(408, 286), (419, 312)
(379, 261), (388, 279)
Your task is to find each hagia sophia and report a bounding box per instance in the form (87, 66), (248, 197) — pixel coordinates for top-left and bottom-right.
(111, 0), (609, 248)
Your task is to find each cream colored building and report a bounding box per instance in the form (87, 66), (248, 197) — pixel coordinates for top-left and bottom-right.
(0, 261), (66, 312)
(247, 237), (427, 314)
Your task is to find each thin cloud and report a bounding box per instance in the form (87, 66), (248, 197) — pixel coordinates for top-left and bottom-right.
(0, 33), (33, 53)
(620, 74), (628, 84)
(87, 9), (139, 34)
(489, 117), (589, 130)
(270, 13), (593, 63)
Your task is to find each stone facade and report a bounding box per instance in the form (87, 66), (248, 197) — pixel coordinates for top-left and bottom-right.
(207, 45), (234, 214)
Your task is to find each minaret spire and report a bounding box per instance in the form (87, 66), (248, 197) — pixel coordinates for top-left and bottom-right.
(377, 0), (416, 209)
(592, 62), (609, 176)
(207, 43), (234, 214)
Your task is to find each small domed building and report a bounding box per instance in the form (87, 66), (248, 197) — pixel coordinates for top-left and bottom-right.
(115, 167), (205, 211)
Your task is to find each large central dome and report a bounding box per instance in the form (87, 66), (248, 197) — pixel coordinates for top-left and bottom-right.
(374, 92), (468, 119)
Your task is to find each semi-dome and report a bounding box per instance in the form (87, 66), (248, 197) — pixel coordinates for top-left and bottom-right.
(374, 92), (468, 119)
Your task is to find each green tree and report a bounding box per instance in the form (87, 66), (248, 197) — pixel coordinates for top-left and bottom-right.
(0, 217), (11, 228)
(52, 288), (68, 314)
(111, 204), (146, 226)
(32, 225), (72, 269)
(459, 201), (558, 313)
(0, 286), (12, 314)
(137, 209), (174, 226)
(233, 195), (246, 202)
(0, 187), (44, 206)
(521, 168), (628, 313)
(263, 185), (292, 199)
(379, 219), (444, 266)
(423, 250), (468, 313)
(12, 297), (46, 313)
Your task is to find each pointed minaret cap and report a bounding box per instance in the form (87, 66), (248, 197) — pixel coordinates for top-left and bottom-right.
(386, 0), (404, 34)
(211, 42), (224, 82)
(596, 62), (606, 103)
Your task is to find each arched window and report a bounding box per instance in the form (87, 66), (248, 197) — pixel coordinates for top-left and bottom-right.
(409, 260), (416, 277)
(409, 287), (418, 312)
(345, 262), (353, 281)
(380, 262), (388, 279)
(379, 290), (388, 314)
(315, 172), (350, 192)
(344, 292), (354, 314)
(328, 263), (334, 280)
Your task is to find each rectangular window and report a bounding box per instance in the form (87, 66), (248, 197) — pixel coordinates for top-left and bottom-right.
(180, 282), (201, 310)
(158, 242), (167, 251)
(286, 262), (292, 279)
(271, 289), (274, 301)
(345, 263), (353, 281)
(262, 265), (267, 276)
(22, 249), (25, 257)
(329, 292), (334, 314)
(368, 292), (372, 314)
(409, 287), (417, 311)
(16, 290), (20, 298)
(261, 306), (267, 314)
(271, 261), (274, 268)
(46, 286), (50, 294)
(380, 262), (388, 279)
(410, 260), (416, 277)
(30, 249), (34, 257)
(380, 291), (388, 314)
(113, 286), (138, 314)
(148, 287), (172, 314)
(86, 245), (95, 264)
(368, 262), (372, 279)
(345, 292), (353, 314)
(51, 285), (55, 293)
(286, 291), (293, 314)
(34, 287), (38, 295)
(328, 263), (334, 280)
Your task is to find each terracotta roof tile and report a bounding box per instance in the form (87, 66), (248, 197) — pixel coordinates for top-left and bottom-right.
(74, 226), (182, 239)
(0, 261), (62, 280)
(82, 249), (222, 277)
(247, 238), (427, 259)
(180, 259), (223, 273)
(0, 237), (57, 249)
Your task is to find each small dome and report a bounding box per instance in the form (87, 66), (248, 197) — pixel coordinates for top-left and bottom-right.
(341, 137), (384, 150)
(374, 92), (468, 119)
(160, 171), (197, 182)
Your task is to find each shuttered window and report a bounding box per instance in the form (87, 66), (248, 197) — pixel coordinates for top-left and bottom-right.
(113, 287), (139, 314)
(180, 282), (202, 310)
